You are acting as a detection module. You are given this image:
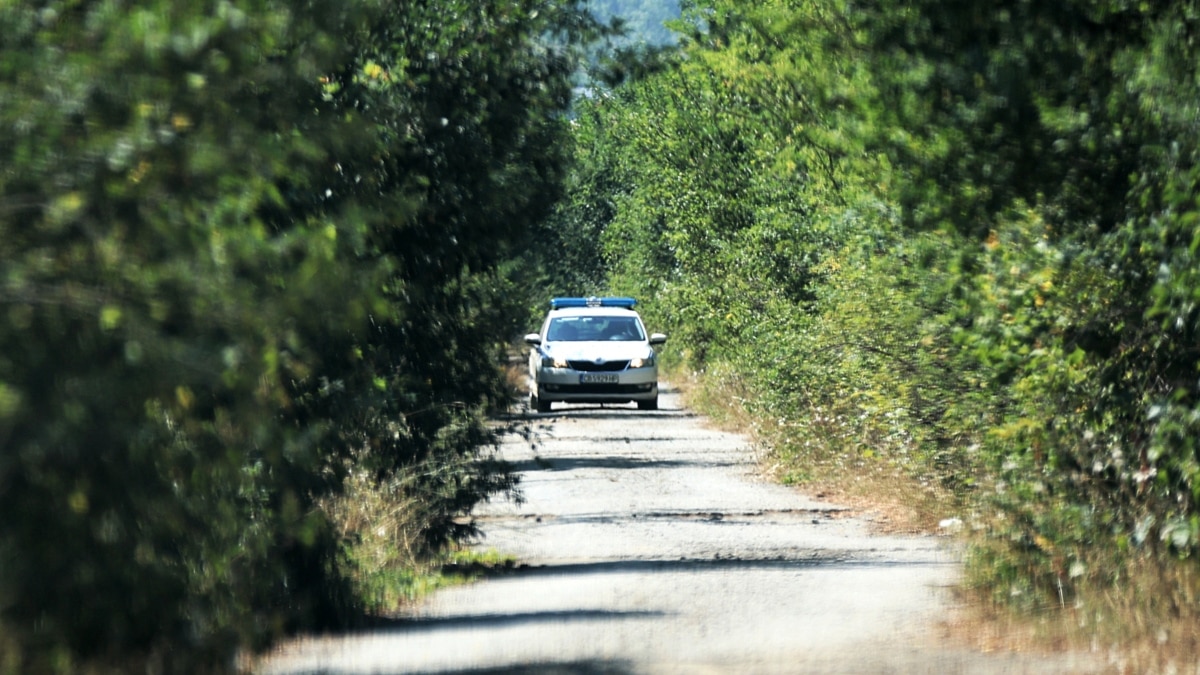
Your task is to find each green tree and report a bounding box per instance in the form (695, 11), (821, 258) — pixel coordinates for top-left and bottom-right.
(860, 0), (1200, 607)
(1, 2), (382, 668)
(561, 0), (1200, 653)
(0, 0), (597, 671)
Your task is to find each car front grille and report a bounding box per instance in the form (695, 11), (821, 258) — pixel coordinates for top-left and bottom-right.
(569, 360), (630, 372)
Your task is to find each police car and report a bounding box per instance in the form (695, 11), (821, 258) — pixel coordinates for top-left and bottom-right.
(524, 297), (666, 412)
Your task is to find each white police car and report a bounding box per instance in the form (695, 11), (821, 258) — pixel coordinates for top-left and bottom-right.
(524, 297), (666, 412)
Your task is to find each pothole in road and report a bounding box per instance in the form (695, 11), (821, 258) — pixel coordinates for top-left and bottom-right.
(472, 507), (850, 526)
(440, 551), (946, 580)
(635, 508), (849, 521)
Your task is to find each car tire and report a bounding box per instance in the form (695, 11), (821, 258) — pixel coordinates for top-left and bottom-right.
(531, 392), (552, 413)
(637, 397), (658, 411)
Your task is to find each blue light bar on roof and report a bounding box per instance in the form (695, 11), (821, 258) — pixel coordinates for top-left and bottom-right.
(550, 296), (637, 310)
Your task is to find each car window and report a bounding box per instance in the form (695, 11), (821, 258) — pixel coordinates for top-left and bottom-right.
(547, 316), (645, 342)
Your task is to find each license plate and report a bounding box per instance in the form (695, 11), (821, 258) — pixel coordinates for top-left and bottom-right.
(580, 373), (619, 384)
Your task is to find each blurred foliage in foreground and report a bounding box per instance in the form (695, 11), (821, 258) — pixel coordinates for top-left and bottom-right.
(0, 0), (596, 671)
(556, 0), (1200, 663)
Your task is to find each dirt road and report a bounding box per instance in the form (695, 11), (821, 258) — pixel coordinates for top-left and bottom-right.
(261, 388), (1102, 674)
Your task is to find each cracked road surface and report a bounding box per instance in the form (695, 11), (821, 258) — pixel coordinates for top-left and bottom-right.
(261, 388), (1101, 674)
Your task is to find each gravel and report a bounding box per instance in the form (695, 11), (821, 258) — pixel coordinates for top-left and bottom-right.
(259, 387), (1104, 674)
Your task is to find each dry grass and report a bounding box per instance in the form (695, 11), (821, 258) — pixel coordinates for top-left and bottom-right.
(673, 366), (1136, 668)
(936, 598), (1100, 661)
(670, 367), (760, 434)
(782, 474), (947, 535)
(672, 367), (1200, 670)
(317, 452), (435, 613)
(938, 565), (1200, 673)
(673, 366), (956, 535)
(943, 507), (1200, 670)
(502, 352), (530, 400)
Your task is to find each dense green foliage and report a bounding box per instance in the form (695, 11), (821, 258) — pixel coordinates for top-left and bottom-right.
(0, 1), (594, 671)
(6, 0), (1197, 666)
(560, 0), (1200, 655)
(505, 0), (682, 313)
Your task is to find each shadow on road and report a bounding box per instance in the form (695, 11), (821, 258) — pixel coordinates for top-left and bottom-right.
(373, 608), (665, 634)
(495, 408), (697, 424)
(409, 660), (638, 675)
(531, 409), (695, 420)
(521, 399), (698, 419)
(293, 659), (638, 675)
(468, 555), (953, 581)
(508, 455), (738, 472)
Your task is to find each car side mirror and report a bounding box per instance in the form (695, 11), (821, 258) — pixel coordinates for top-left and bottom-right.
(524, 333), (542, 346)
(649, 333), (667, 345)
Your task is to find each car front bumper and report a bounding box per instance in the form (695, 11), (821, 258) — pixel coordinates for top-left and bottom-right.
(533, 366), (659, 404)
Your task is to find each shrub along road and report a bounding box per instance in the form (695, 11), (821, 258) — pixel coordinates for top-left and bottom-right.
(261, 388), (1102, 674)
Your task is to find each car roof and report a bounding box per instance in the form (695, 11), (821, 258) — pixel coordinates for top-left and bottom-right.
(547, 307), (642, 318)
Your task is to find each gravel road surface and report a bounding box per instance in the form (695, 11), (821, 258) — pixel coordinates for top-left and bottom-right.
(261, 387), (1103, 674)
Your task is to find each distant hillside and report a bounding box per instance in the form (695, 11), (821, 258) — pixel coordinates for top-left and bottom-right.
(589, 0), (681, 45)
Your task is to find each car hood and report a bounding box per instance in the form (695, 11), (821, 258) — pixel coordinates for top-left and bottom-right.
(542, 341), (653, 362)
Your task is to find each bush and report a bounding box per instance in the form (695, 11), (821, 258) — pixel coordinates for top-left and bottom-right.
(0, 0), (594, 670)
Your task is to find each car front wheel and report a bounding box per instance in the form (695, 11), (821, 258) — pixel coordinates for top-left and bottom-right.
(637, 397), (658, 411)
(530, 392), (552, 413)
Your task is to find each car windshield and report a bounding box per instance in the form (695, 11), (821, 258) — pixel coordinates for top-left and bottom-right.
(547, 316), (645, 342)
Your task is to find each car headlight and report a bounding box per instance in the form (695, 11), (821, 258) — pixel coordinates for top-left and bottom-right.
(541, 355), (569, 369)
(630, 353), (656, 369)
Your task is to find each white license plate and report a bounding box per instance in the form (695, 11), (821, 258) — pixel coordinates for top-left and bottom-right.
(580, 373), (619, 384)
